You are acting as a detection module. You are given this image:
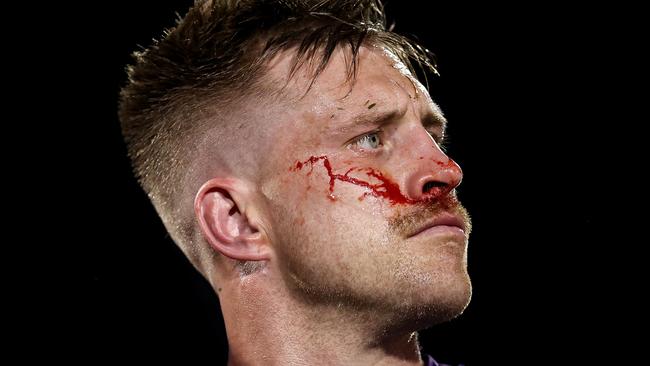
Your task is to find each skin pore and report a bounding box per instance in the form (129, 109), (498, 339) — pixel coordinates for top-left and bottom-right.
(194, 44), (471, 365)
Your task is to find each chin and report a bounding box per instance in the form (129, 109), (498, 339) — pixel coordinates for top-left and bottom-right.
(431, 278), (472, 321)
(379, 282), (471, 337)
(396, 275), (473, 331)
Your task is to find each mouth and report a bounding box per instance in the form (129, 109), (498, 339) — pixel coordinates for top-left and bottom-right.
(407, 212), (467, 238)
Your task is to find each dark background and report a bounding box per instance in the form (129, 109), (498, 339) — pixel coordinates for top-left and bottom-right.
(36, 0), (636, 364)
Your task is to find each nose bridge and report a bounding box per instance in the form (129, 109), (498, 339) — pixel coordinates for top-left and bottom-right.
(421, 133), (450, 162)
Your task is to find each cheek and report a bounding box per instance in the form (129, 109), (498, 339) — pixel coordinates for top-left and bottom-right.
(290, 154), (425, 207)
(270, 167), (388, 249)
(286, 192), (394, 267)
(278, 202), (395, 286)
(265, 154), (399, 248)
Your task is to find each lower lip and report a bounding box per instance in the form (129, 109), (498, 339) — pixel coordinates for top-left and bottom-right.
(412, 225), (466, 238)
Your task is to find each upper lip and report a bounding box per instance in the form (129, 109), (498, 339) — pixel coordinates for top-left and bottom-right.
(408, 212), (466, 238)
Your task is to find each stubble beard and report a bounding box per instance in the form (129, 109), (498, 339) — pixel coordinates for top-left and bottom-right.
(277, 194), (472, 336)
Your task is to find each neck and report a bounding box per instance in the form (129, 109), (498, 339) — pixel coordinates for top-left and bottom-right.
(213, 266), (425, 366)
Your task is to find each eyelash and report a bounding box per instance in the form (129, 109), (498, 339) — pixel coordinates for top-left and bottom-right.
(348, 129), (448, 155)
(349, 129), (384, 151)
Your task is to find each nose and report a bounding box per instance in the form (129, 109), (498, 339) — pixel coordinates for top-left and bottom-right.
(414, 159), (463, 200)
(405, 136), (463, 201)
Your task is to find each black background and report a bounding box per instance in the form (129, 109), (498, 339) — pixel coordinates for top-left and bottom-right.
(32, 0), (637, 364)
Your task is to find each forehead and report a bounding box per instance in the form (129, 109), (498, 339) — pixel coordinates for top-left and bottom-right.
(263, 45), (440, 134)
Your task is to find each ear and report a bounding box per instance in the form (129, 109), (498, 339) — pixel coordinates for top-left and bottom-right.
(194, 178), (271, 261)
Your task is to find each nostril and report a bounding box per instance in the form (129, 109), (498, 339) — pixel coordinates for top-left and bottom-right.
(422, 180), (446, 195)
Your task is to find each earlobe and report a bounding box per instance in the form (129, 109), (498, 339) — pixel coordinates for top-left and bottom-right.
(194, 179), (270, 261)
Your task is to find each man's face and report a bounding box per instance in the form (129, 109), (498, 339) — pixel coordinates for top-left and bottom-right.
(258, 45), (471, 327)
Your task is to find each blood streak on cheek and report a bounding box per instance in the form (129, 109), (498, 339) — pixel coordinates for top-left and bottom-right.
(291, 155), (419, 204)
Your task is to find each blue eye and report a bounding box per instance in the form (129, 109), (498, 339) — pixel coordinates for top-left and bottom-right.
(353, 132), (382, 149)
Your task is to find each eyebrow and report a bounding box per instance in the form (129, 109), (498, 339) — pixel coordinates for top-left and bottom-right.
(331, 107), (447, 135)
(422, 110), (448, 132)
(335, 109), (399, 134)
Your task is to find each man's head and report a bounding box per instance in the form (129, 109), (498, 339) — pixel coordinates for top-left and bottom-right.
(119, 0), (471, 332)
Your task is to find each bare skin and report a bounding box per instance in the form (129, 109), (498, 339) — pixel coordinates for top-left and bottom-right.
(194, 45), (471, 365)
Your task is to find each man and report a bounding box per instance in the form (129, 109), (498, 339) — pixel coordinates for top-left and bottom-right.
(119, 0), (472, 365)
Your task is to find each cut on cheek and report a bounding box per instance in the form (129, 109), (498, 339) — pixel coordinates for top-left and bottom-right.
(290, 155), (444, 205)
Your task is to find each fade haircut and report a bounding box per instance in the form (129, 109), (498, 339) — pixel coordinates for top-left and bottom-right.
(118, 0), (438, 273)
